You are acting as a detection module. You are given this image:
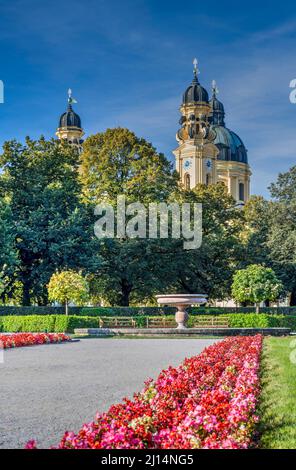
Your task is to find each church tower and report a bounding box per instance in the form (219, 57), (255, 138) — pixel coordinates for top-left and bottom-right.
(173, 59), (219, 190)
(173, 61), (251, 204)
(56, 89), (84, 151)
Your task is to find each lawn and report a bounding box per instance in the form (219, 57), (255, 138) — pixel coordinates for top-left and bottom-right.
(259, 336), (296, 448)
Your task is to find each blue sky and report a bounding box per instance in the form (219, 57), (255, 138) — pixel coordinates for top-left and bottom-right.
(0, 0), (296, 197)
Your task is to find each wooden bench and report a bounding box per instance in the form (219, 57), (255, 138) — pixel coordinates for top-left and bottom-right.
(191, 316), (229, 328)
(146, 317), (176, 328)
(99, 317), (136, 328)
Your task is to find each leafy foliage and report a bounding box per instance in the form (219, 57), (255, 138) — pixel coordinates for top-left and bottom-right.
(267, 166), (296, 304)
(172, 183), (244, 300)
(0, 137), (100, 305)
(48, 270), (89, 314)
(0, 197), (18, 297)
(232, 264), (282, 307)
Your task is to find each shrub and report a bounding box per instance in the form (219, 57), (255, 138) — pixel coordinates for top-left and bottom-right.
(227, 314), (269, 328)
(55, 316), (99, 333)
(0, 315), (56, 333)
(0, 313), (295, 334)
(0, 315), (99, 333)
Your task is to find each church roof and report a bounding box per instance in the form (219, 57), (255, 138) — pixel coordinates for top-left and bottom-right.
(209, 80), (248, 164)
(59, 104), (82, 129)
(58, 89), (82, 129)
(183, 78), (209, 104)
(212, 125), (248, 163)
(182, 59), (209, 104)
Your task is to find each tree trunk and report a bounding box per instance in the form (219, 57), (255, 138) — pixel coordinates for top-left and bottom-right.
(65, 300), (69, 316)
(22, 281), (31, 306)
(290, 287), (296, 306)
(120, 279), (132, 306)
(255, 303), (260, 314)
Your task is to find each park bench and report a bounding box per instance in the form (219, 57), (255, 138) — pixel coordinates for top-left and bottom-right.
(190, 316), (229, 328)
(99, 317), (136, 328)
(146, 317), (176, 328)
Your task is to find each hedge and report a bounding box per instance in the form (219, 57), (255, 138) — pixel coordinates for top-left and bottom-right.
(0, 314), (295, 333)
(1, 305), (296, 316)
(0, 315), (99, 333)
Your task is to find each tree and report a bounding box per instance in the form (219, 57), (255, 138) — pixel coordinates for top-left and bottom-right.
(0, 137), (100, 305)
(79, 128), (180, 306)
(171, 183), (244, 301)
(231, 264), (283, 313)
(0, 198), (18, 299)
(242, 196), (272, 267)
(79, 127), (179, 205)
(267, 166), (296, 305)
(48, 270), (89, 315)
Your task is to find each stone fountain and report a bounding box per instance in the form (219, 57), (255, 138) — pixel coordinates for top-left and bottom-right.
(156, 294), (208, 329)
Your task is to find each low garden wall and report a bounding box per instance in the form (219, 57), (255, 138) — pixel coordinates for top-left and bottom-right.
(0, 314), (296, 333)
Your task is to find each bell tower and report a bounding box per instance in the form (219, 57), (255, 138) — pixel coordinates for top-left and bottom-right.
(173, 59), (219, 190)
(56, 89), (84, 152)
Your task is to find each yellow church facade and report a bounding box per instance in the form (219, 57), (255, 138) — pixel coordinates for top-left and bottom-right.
(173, 60), (251, 204)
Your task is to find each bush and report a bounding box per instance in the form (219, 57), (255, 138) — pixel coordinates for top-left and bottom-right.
(55, 316), (99, 333)
(227, 314), (269, 328)
(0, 313), (295, 334)
(0, 315), (56, 333)
(1, 305), (296, 317)
(0, 315), (99, 333)
(0, 306), (82, 316)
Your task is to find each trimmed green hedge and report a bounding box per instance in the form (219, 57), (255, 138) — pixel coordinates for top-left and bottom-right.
(1, 305), (296, 316)
(0, 315), (99, 333)
(0, 314), (295, 333)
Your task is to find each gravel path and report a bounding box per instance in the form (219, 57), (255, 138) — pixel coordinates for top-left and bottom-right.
(0, 337), (217, 448)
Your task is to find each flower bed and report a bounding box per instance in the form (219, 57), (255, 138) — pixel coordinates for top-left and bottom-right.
(26, 335), (262, 449)
(0, 332), (70, 349)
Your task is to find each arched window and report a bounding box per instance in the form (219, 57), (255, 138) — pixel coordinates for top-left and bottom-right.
(185, 173), (190, 190)
(239, 182), (245, 201)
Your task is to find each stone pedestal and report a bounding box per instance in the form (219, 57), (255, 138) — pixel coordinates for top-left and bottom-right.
(156, 294), (208, 329)
(175, 305), (189, 329)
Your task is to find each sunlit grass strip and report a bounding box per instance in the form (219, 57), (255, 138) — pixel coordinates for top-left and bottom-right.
(258, 337), (296, 449)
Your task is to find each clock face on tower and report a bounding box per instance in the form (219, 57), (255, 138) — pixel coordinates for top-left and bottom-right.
(205, 158), (212, 172)
(183, 159), (192, 170)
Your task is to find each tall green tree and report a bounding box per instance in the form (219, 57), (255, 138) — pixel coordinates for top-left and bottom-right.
(267, 166), (296, 304)
(242, 195), (272, 267)
(172, 183), (244, 300)
(80, 128), (180, 306)
(0, 137), (99, 305)
(0, 198), (18, 299)
(80, 127), (179, 205)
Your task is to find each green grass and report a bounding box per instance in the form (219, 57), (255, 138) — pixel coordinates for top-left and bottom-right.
(258, 337), (296, 448)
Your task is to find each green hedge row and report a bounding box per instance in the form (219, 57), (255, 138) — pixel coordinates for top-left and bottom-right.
(0, 315), (99, 333)
(0, 314), (295, 333)
(1, 305), (296, 316)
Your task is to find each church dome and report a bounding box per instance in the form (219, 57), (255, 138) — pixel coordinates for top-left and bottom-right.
(209, 95), (224, 113)
(209, 80), (225, 126)
(212, 125), (248, 163)
(59, 104), (82, 128)
(183, 78), (209, 104)
(209, 80), (247, 163)
(182, 59), (209, 104)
